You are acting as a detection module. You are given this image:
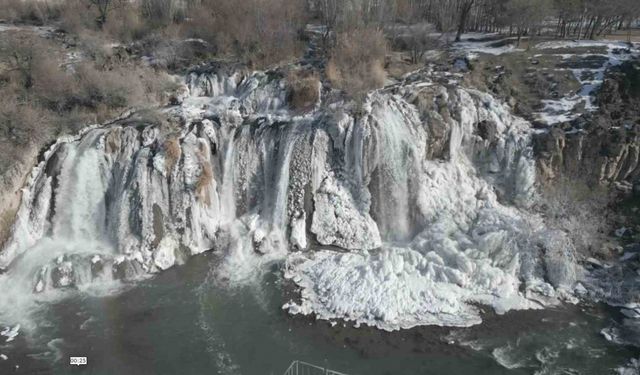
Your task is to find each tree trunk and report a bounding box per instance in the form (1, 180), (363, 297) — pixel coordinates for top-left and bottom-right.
(589, 16), (601, 40)
(97, 12), (107, 28)
(454, 1), (474, 42)
(583, 16), (594, 39)
(577, 12), (586, 40)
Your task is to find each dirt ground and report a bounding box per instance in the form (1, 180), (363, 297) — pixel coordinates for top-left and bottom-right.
(462, 47), (584, 124)
(599, 28), (640, 43)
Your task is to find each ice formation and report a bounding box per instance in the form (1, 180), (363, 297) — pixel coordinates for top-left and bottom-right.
(453, 33), (525, 57)
(1, 324), (20, 343)
(0, 64), (577, 329)
(283, 77), (575, 330)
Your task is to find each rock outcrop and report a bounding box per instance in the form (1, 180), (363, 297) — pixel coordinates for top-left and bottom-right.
(535, 61), (640, 189)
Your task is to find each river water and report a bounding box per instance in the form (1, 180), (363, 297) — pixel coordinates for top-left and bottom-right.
(0, 252), (637, 375)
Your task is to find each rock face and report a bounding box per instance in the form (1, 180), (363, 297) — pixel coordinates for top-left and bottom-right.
(535, 62), (640, 186)
(0, 144), (39, 251)
(0, 65), (577, 329)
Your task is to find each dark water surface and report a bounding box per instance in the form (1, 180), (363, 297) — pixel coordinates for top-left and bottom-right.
(0, 253), (637, 374)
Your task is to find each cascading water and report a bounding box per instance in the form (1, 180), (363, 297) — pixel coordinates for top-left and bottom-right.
(0, 65), (578, 332)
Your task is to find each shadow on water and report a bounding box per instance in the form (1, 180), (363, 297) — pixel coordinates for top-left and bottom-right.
(0, 252), (637, 375)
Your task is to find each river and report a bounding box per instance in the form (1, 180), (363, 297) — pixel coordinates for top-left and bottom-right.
(0, 252), (636, 375)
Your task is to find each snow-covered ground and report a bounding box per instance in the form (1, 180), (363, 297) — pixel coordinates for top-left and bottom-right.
(0, 23), (55, 36)
(533, 40), (640, 125)
(448, 33), (639, 127)
(453, 33), (525, 58)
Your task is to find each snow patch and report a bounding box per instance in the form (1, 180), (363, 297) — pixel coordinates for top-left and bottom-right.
(1, 324), (20, 343)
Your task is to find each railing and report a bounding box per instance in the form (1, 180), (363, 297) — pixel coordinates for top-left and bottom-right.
(283, 360), (349, 375)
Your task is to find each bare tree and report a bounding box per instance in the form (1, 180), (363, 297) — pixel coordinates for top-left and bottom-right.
(454, 0), (475, 42)
(404, 23), (441, 63)
(88, 0), (124, 28)
(0, 35), (40, 89)
(140, 0), (186, 25)
(550, 0), (640, 40)
(503, 0), (551, 46)
(326, 27), (387, 100)
(187, 0), (305, 68)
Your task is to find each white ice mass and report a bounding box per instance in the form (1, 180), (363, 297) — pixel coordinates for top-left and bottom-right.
(0, 64), (578, 330)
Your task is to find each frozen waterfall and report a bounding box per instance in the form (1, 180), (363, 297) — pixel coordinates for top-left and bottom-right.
(0, 66), (578, 329)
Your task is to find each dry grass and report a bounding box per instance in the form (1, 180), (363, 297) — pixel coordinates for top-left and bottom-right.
(286, 69), (321, 111)
(58, 0), (98, 33)
(326, 28), (388, 100)
(163, 137), (181, 174)
(139, 0), (186, 26)
(104, 128), (122, 154)
(195, 155), (214, 206)
(4, 0), (306, 70)
(0, 208), (17, 249)
(103, 7), (150, 42)
(0, 0), (63, 24)
(185, 0), (304, 68)
(59, 0), (156, 42)
(598, 28), (640, 43)
(1, 32), (170, 107)
(0, 14), (175, 177)
(0, 96), (50, 144)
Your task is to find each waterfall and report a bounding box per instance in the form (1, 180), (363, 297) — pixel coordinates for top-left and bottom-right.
(220, 131), (237, 222)
(51, 132), (109, 241)
(0, 66), (577, 330)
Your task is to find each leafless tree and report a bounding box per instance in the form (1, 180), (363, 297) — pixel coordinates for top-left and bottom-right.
(140, 0), (185, 25)
(187, 0), (305, 68)
(87, 0), (124, 28)
(404, 23), (441, 63)
(454, 0), (475, 42)
(502, 0), (552, 46)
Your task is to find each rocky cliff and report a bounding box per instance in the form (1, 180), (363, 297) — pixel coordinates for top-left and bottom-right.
(535, 61), (640, 190)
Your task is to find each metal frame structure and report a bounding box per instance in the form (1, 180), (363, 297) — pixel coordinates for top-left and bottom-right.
(283, 360), (349, 375)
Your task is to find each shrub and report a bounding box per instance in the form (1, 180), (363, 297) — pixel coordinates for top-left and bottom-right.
(540, 177), (614, 258)
(74, 61), (173, 109)
(286, 69), (321, 111)
(73, 64), (127, 108)
(60, 0), (150, 42)
(0, 32), (44, 91)
(103, 6), (150, 42)
(185, 0), (305, 68)
(139, 0), (186, 27)
(0, 208), (17, 249)
(59, 0), (98, 34)
(0, 29), (174, 152)
(0, 97), (50, 145)
(0, 0), (63, 24)
(326, 28), (388, 100)
(31, 58), (77, 111)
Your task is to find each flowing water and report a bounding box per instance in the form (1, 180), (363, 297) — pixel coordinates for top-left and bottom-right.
(0, 253), (637, 374)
